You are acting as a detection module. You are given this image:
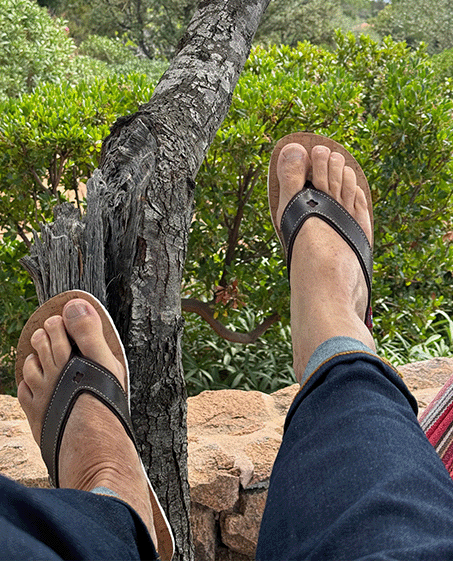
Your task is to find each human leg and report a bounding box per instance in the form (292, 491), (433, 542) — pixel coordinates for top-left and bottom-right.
(256, 136), (453, 560)
(257, 344), (453, 560)
(0, 474), (157, 560)
(8, 292), (174, 561)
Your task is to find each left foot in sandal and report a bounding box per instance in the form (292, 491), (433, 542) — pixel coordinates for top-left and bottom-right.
(17, 299), (158, 545)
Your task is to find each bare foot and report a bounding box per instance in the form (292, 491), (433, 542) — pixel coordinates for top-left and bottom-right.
(276, 143), (375, 382)
(17, 299), (158, 544)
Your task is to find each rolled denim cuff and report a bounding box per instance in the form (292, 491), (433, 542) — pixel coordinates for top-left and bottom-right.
(301, 336), (377, 387)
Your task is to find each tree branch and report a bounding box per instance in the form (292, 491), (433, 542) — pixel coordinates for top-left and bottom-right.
(220, 164), (262, 286)
(16, 223), (32, 250)
(182, 298), (280, 344)
(54, 153), (69, 192)
(30, 167), (51, 194)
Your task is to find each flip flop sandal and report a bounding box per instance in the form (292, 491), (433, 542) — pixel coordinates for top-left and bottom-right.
(268, 132), (374, 330)
(15, 290), (175, 561)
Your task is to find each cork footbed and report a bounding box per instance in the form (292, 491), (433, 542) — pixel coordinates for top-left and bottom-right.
(15, 289), (175, 561)
(267, 132), (374, 251)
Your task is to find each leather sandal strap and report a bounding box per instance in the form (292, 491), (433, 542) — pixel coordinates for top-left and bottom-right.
(281, 181), (373, 315)
(40, 353), (137, 488)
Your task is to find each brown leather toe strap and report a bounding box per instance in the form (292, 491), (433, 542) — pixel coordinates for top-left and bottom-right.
(281, 181), (373, 320)
(40, 353), (136, 488)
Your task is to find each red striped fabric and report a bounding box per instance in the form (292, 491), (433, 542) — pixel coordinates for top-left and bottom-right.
(419, 373), (453, 477)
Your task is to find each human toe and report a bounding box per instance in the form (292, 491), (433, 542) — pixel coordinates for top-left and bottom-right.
(327, 152), (346, 200)
(276, 143), (310, 224)
(43, 315), (72, 370)
(340, 165), (357, 213)
(30, 328), (58, 374)
(21, 353), (43, 392)
(17, 378), (33, 406)
(21, 352), (50, 434)
(62, 299), (124, 384)
(277, 143), (310, 190)
(311, 145), (330, 193)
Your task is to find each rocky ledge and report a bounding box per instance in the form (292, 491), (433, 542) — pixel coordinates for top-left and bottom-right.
(1, 357), (453, 560)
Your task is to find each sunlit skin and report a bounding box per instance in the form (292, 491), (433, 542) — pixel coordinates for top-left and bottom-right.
(275, 143), (375, 382)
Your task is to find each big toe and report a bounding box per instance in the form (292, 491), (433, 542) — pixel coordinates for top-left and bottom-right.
(62, 299), (125, 386)
(276, 143), (310, 226)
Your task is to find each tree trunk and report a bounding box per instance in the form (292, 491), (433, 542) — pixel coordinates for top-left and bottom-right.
(21, 1), (270, 559)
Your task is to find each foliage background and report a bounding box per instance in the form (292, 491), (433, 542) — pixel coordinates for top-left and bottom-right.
(183, 35), (453, 393)
(1, 0), (453, 395)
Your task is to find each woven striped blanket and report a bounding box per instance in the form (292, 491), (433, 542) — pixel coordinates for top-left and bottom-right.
(420, 374), (453, 475)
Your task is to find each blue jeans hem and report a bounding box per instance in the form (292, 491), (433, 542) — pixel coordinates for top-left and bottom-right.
(287, 348), (417, 432)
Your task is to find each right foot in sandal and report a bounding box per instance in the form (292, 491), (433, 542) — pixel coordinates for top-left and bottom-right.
(275, 143), (375, 382)
(17, 299), (158, 545)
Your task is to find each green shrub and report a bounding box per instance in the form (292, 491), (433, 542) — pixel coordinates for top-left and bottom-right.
(182, 33), (453, 389)
(0, 238), (38, 394)
(2, 33), (453, 396)
(78, 34), (168, 81)
(183, 309), (295, 396)
(0, 74), (156, 240)
(79, 35), (135, 65)
(376, 310), (453, 366)
(0, 0), (76, 99)
(432, 48), (453, 80)
(370, 0), (453, 55)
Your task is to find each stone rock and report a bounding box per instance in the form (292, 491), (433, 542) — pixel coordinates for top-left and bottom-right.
(187, 388), (294, 504)
(187, 387), (297, 559)
(191, 502), (217, 561)
(189, 449), (240, 512)
(215, 546), (253, 561)
(1, 356), (452, 560)
(0, 395), (49, 488)
(221, 491), (268, 558)
(0, 394), (27, 421)
(399, 357), (453, 390)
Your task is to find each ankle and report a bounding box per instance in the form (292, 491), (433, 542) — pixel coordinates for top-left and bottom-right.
(291, 312), (375, 380)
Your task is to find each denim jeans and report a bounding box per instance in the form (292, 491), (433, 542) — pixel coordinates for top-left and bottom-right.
(256, 338), (453, 560)
(4, 337), (453, 560)
(0, 474), (158, 560)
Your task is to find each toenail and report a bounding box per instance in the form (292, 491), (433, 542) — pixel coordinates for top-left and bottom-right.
(284, 151), (300, 161)
(24, 353), (35, 363)
(46, 316), (61, 326)
(282, 145), (306, 160)
(32, 329), (45, 342)
(65, 302), (88, 319)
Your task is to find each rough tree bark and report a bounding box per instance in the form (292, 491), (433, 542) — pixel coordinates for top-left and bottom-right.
(21, 1), (271, 559)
